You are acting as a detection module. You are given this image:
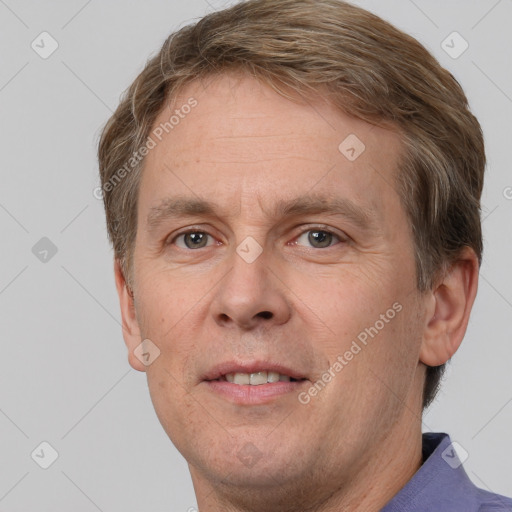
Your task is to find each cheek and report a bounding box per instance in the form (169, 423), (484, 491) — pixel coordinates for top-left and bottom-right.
(355, 297), (424, 408)
(325, 301), (423, 435)
(306, 267), (422, 399)
(135, 269), (197, 333)
(289, 263), (403, 339)
(145, 365), (202, 456)
(134, 278), (203, 389)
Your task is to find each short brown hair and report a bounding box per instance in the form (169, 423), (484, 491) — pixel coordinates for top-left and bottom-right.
(98, 0), (485, 409)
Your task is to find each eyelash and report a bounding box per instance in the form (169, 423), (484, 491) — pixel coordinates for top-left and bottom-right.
(168, 226), (345, 250)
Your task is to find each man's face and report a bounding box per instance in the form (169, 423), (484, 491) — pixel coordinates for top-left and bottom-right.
(126, 73), (429, 496)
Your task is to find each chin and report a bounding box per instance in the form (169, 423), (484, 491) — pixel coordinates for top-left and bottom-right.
(188, 434), (306, 485)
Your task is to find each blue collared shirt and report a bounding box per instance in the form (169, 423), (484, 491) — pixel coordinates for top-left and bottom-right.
(381, 432), (512, 511)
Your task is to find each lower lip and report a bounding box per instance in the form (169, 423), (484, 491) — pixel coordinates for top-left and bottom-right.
(204, 380), (307, 404)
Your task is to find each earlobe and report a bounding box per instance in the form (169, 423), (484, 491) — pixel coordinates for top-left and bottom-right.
(420, 247), (479, 367)
(114, 258), (146, 372)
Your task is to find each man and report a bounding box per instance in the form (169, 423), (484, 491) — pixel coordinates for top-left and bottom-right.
(97, 0), (512, 510)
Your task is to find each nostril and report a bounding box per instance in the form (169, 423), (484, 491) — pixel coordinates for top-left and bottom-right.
(258, 311), (273, 319)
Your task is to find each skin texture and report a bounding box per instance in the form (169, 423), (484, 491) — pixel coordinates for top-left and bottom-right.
(115, 72), (479, 512)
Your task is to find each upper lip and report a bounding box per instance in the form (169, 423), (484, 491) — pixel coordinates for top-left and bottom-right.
(202, 360), (308, 381)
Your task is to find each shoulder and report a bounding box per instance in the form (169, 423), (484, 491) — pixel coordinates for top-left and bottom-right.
(476, 488), (512, 511)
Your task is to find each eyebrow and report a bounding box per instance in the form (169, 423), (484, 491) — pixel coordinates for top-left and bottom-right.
(145, 193), (376, 234)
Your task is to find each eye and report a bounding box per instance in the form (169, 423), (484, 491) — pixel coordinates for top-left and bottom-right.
(173, 231), (214, 249)
(295, 229), (342, 249)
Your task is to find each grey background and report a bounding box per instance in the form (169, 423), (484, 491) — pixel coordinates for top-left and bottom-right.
(1, 0), (511, 510)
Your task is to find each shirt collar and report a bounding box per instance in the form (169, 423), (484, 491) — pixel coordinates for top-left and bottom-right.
(381, 432), (480, 512)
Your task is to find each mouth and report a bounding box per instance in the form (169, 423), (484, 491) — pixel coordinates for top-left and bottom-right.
(213, 371), (305, 385)
(203, 361), (308, 384)
(202, 362), (309, 404)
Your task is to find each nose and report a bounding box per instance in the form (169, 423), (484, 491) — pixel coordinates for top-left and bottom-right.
(211, 247), (292, 330)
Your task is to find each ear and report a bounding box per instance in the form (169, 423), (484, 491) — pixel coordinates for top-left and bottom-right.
(420, 247), (479, 367)
(114, 258), (146, 372)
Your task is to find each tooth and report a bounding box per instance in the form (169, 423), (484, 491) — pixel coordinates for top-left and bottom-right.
(223, 371), (294, 385)
(250, 371), (268, 385)
(233, 373), (250, 385)
(267, 371), (280, 383)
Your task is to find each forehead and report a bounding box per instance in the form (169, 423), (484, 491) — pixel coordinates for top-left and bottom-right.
(139, 72), (404, 223)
